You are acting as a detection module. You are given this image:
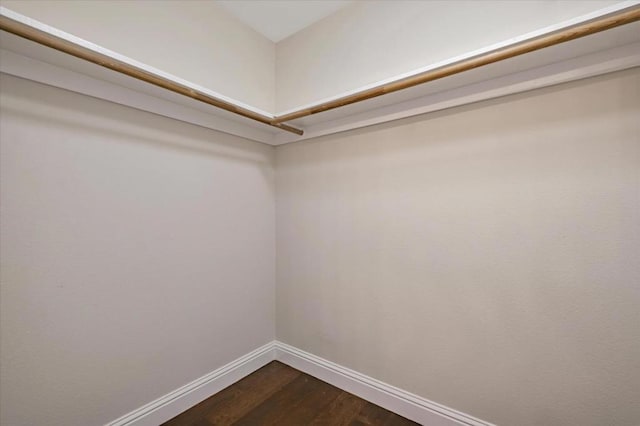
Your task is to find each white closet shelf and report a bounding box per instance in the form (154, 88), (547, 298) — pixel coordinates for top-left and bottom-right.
(1, 4), (639, 145)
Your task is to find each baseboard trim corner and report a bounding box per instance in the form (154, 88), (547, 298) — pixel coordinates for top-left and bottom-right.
(106, 341), (276, 426)
(106, 340), (494, 426)
(273, 341), (494, 426)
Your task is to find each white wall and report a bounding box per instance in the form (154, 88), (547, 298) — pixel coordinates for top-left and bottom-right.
(276, 0), (620, 112)
(0, 0), (276, 112)
(0, 74), (276, 426)
(276, 69), (640, 426)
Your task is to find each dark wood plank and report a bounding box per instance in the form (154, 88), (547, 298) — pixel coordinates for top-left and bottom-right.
(162, 360), (419, 426)
(350, 402), (418, 426)
(386, 415), (423, 426)
(205, 361), (300, 425)
(233, 373), (341, 425)
(308, 391), (366, 425)
(270, 378), (343, 425)
(163, 361), (299, 426)
(350, 403), (394, 426)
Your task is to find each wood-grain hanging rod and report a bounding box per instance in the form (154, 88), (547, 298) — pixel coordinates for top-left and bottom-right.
(273, 6), (640, 124)
(0, 14), (304, 136)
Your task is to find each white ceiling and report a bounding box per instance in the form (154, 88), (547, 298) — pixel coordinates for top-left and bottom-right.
(216, 0), (352, 43)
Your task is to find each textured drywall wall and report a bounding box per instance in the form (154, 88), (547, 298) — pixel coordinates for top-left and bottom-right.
(276, 0), (619, 112)
(0, 74), (276, 426)
(275, 69), (640, 426)
(0, 0), (276, 112)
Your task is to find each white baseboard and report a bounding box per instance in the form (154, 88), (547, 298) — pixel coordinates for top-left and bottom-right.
(274, 341), (494, 426)
(105, 340), (493, 426)
(106, 341), (276, 426)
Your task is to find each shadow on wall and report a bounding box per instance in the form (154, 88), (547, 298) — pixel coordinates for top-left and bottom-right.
(0, 74), (274, 170)
(277, 69), (638, 169)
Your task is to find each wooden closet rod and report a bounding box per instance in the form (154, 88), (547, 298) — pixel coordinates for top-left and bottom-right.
(273, 6), (640, 124)
(0, 15), (304, 136)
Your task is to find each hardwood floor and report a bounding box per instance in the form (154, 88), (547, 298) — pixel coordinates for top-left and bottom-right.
(162, 361), (419, 426)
